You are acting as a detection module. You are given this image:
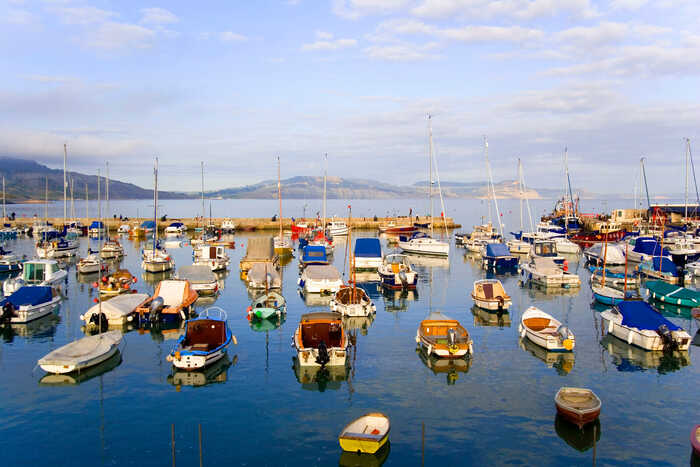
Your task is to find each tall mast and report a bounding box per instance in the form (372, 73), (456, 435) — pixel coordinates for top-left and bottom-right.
(70, 178), (75, 221)
(278, 156), (283, 241)
(638, 158), (643, 210)
(685, 138), (690, 221)
(85, 183), (89, 223)
(105, 161), (110, 237)
(154, 158), (158, 253)
(323, 153), (327, 229)
(563, 147), (569, 232)
(2, 176), (5, 220)
(44, 176), (48, 222)
(97, 169), (101, 245)
(428, 115), (433, 234)
(63, 143), (67, 222)
(518, 159), (523, 231)
(484, 137), (503, 237)
(201, 161), (205, 223)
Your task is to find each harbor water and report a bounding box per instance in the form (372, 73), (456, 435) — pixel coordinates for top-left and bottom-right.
(0, 198), (697, 466)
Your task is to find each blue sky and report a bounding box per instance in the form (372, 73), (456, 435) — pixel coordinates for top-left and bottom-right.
(1, 0), (699, 194)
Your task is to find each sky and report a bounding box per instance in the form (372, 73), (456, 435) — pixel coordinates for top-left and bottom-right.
(1, 0), (699, 195)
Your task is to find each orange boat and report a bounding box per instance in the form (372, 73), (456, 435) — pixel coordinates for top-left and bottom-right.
(415, 312), (473, 359)
(134, 279), (198, 324)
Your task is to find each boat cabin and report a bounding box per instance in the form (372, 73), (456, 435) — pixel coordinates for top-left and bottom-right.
(182, 319), (228, 351)
(23, 260), (61, 283)
(298, 312), (345, 349)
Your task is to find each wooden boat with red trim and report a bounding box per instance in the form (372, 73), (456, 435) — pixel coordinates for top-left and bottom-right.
(415, 312), (473, 358)
(293, 312), (348, 367)
(555, 387), (601, 428)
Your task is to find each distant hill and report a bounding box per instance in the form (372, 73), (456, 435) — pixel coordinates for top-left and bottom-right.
(0, 157), (189, 202)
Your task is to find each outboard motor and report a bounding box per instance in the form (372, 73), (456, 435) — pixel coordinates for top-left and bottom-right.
(149, 296), (165, 323)
(557, 325), (571, 341)
(89, 312), (108, 332)
(399, 271), (408, 288)
(447, 328), (457, 348)
(497, 296), (505, 313)
(657, 324), (678, 352)
(315, 340), (330, 367)
(1, 302), (15, 323)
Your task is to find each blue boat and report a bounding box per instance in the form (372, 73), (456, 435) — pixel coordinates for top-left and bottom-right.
(0, 286), (60, 323)
(587, 265), (636, 280)
(627, 237), (669, 263)
(637, 257), (688, 284)
(140, 220), (156, 232)
(166, 308), (234, 370)
(0, 246), (23, 273)
(354, 238), (382, 271)
(482, 243), (519, 269)
(300, 245), (329, 268)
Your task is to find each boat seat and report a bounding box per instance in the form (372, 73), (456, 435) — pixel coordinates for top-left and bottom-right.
(191, 343), (209, 351)
(391, 264), (400, 274)
(343, 432), (384, 441)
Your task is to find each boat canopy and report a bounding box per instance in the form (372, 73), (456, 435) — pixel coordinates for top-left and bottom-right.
(141, 220), (156, 229)
(632, 237), (668, 256)
(485, 243), (511, 258)
(302, 245), (327, 263)
(177, 265), (216, 284)
(304, 265), (341, 281)
(89, 221), (105, 229)
(616, 300), (681, 331)
(244, 237), (275, 261)
(23, 261), (59, 281)
(168, 222), (184, 228)
(651, 257), (679, 275)
(354, 238), (381, 258)
(1, 286), (53, 307)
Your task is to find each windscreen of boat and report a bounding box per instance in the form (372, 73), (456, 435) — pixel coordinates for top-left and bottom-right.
(300, 321), (343, 348)
(23, 263), (45, 282)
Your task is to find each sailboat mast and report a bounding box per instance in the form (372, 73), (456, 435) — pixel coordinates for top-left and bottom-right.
(484, 137), (503, 237)
(105, 161), (110, 236)
(518, 159), (523, 231)
(154, 158), (158, 254)
(201, 161), (205, 223)
(2, 176), (5, 220)
(63, 143), (67, 222)
(685, 138), (690, 221)
(44, 176), (48, 222)
(428, 114), (434, 236)
(70, 178), (75, 221)
(323, 153), (327, 230)
(564, 147), (569, 232)
(278, 156), (283, 240)
(85, 183), (89, 223)
(97, 169), (101, 245)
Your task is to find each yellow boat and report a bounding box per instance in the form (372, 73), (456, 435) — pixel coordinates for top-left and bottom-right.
(338, 412), (390, 454)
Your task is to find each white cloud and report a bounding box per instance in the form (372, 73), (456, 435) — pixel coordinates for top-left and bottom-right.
(52, 6), (117, 25)
(316, 30), (334, 40)
(373, 19), (544, 44)
(140, 7), (179, 25)
(332, 0), (412, 19)
(302, 38), (358, 51)
(411, 0), (598, 20)
(555, 22), (628, 49)
(219, 31), (248, 42)
(364, 41), (439, 61)
(610, 0), (649, 10)
(84, 22), (155, 50)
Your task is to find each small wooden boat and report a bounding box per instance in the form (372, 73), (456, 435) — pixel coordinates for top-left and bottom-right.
(166, 307), (235, 370)
(80, 293), (150, 328)
(338, 413), (390, 454)
(38, 330), (122, 374)
(377, 254), (417, 290)
(555, 387), (601, 428)
(591, 284), (626, 306)
(519, 307), (575, 351)
(415, 312), (473, 358)
(330, 285), (376, 317)
(691, 425), (700, 456)
(293, 312), (348, 367)
(97, 269), (136, 296)
(0, 286), (61, 324)
(471, 279), (511, 311)
(134, 279), (198, 323)
(645, 280), (700, 308)
(247, 290), (286, 321)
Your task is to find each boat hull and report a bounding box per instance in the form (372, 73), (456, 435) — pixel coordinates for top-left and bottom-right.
(9, 296), (61, 323)
(472, 296), (512, 311)
(600, 310), (691, 351)
(171, 348), (227, 371)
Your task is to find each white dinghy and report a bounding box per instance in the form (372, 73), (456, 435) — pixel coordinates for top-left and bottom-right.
(80, 293), (150, 328)
(38, 330), (122, 374)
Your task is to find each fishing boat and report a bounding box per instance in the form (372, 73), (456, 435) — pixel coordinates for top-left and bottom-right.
(166, 308), (235, 370)
(471, 279), (511, 311)
(0, 246), (23, 273)
(338, 413), (390, 455)
(247, 290), (286, 321)
(299, 245), (329, 268)
(134, 279), (198, 323)
(96, 270), (135, 295)
(353, 238), (382, 271)
(555, 387), (602, 428)
(529, 240), (565, 265)
(637, 257), (689, 284)
(600, 300), (691, 351)
(416, 312), (473, 358)
(330, 285), (376, 317)
(481, 243), (519, 270)
(100, 238), (124, 259)
(519, 307), (575, 351)
(292, 312), (348, 367)
(246, 262), (282, 290)
(378, 254), (418, 290)
(326, 220), (349, 236)
(298, 264), (343, 294)
(38, 330), (122, 374)
(692, 425), (700, 457)
(583, 243), (626, 266)
(77, 251), (108, 274)
(193, 244), (230, 271)
(80, 292), (150, 328)
(645, 280), (700, 307)
(177, 265), (219, 296)
(519, 257), (581, 288)
(0, 286), (61, 324)
(3, 259), (67, 296)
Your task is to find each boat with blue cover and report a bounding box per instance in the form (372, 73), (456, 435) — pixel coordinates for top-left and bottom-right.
(645, 280), (700, 308)
(481, 243), (519, 270)
(299, 245), (329, 268)
(600, 300), (691, 351)
(626, 237), (668, 263)
(0, 286), (61, 324)
(88, 221), (106, 237)
(354, 238), (382, 271)
(637, 257), (690, 284)
(0, 246), (23, 273)
(167, 307), (235, 370)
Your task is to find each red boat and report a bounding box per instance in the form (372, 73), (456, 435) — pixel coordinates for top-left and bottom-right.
(555, 387), (601, 428)
(291, 222), (315, 235)
(378, 222), (416, 234)
(570, 228), (627, 247)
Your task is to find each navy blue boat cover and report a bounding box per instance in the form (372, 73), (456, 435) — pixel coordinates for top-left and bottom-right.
(169, 222), (184, 228)
(616, 300), (680, 331)
(354, 238), (381, 258)
(141, 220), (156, 229)
(302, 245), (327, 262)
(633, 237), (668, 256)
(1, 286), (53, 308)
(652, 257), (678, 275)
(89, 221), (104, 229)
(485, 243), (511, 257)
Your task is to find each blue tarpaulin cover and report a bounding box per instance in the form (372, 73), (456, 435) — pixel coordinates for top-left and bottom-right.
(485, 243), (511, 257)
(652, 257), (678, 275)
(633, 237), (668, 256)
(354, 238), (381, 258)
(89, 221), (104, 229)
(169, 222), (184, 228)
(141, 220), (156, 229)
(302, 245), (327, 263)
(616, 300), (680, 331)
(1, 286), (53, 308)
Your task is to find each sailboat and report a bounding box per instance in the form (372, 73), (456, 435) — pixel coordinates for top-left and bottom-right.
(399, 115), (449, 257)
(507, 159), (533, 254)
(273, 156), (293, 256)
(141, 158), (174, 273)
(591, 231), (626, 305)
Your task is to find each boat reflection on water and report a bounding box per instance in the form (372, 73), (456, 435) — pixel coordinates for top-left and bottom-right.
(471, 305), (511, 328)
(195, 293), (220, 308)
(39, 351), (122, 386)
(167, 354), (236, 390)
(278, 254), (294, 267)
(249, 315), (286, 332)
(405, 254), (449, 270)
(381, 288), (418, 314)
(299, 290), (333, 308)
(693, 330), (700, 347)
(522, 282), (579, 301)
(555, 415), (601, 452)
(137, 321), (185, 343)
(76, 270), (100, 284)
(519, 338), (575, 375)
(292, 357), (349, 392)
(142, 270), (173, 287)
(650, 298), (692, 319)
(339, 441), (390, 467)
(1, 312), (61, 342)
(417, 347), (471, 385)
(600, 334), (690, 374)
(342, 315), (375, 336)
(354, 273), (381, 300)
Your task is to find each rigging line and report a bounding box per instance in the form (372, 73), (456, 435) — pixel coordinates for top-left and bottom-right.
(431, 141), (449, 238)
(687, 139), (700, 214)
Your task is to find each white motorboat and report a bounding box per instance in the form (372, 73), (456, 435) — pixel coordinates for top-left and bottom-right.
(601, 300), (691, 350)
(519, 307), (575, 351)
(221, 219), (236, 233)
(519, 257), (581, 288)
(0, 286), (61, 324)
(3, 259), (67, 296)
(117, 224), (131, 234)
(399, 233), (449, 257)
(326, 220), (349, 236)
(193, 245), (230, 272)
(38, 330), (122, 374)
(329, 285), (376, 317)
(177, 265), (220, 296)
(377, 254), (418, 290)
(298, 265), (343, 294)
(100, 239), (125, 259)
(553, 237), (580, 254)
(293, 312), (348, 367)
(77, 252), (107, 274)
(166, 308), (234, 370)
(164, 222), (186, 236)
(36, 234), (79, 258)
(142, 250), (174, 273)
(80, 293), (149, 327)
(583, 243), (626, 266)
(625, 236), (666, 263)
(507, 239), (531, 254)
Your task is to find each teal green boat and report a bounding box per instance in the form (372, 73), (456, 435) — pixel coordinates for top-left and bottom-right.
(645, 280), (700, 308)
(247, 291), (287, 321)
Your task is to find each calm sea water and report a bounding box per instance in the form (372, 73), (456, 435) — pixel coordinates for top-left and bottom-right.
(0, 199), (697, 466)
